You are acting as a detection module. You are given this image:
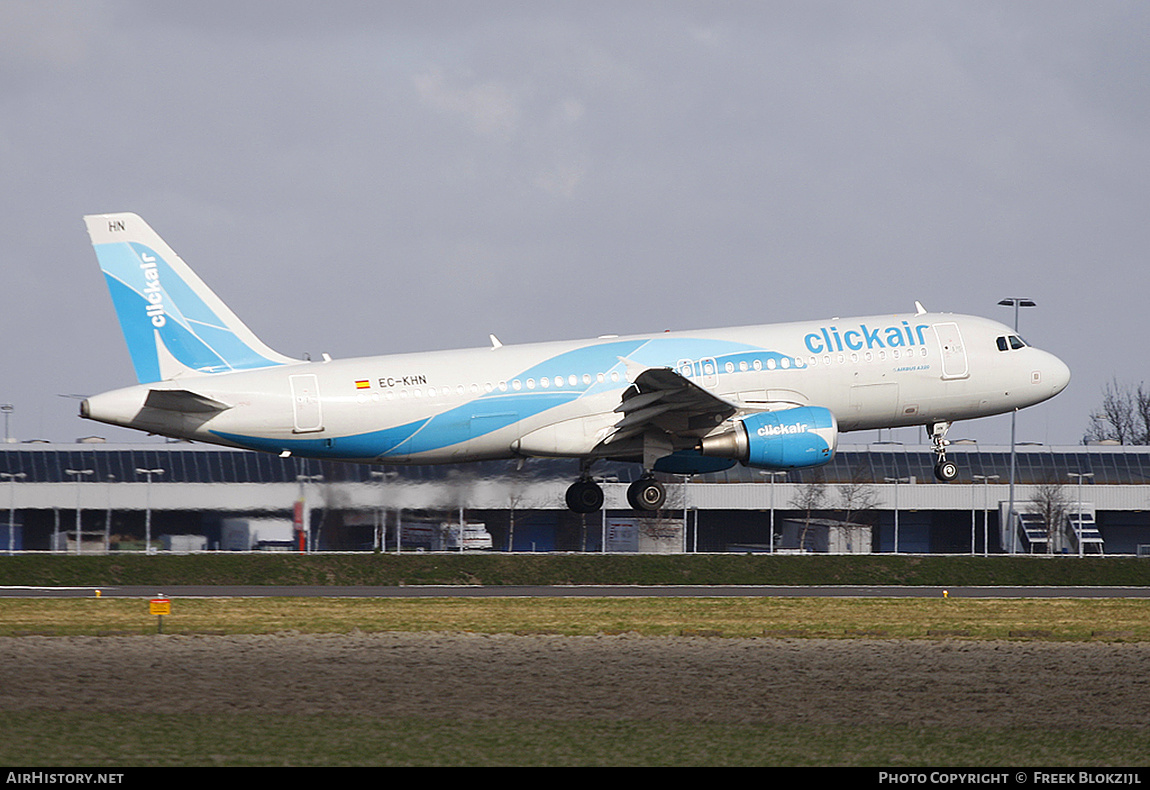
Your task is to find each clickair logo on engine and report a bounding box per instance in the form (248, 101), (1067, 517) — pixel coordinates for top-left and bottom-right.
(757, 421), (809, 437)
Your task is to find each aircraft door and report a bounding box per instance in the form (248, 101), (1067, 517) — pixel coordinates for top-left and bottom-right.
(290, 374), (324, 433)
(677, 357), (718, 389)
(698, 357), (719, 389)
(932, 322), (969, 380)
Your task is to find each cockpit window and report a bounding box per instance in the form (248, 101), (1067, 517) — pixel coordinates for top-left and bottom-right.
(997, 335), (1028, 351)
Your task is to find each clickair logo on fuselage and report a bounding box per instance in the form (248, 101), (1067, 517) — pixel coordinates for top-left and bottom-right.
(804, 321), (930, 354)
(757, 421), (809, 437)
(139, 253), (166, 328)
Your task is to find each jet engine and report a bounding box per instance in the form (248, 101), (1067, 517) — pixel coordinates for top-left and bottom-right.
(698, 406), (837, 469)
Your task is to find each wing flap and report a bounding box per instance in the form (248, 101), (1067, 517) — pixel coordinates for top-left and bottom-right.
(601, 367), (738, 449)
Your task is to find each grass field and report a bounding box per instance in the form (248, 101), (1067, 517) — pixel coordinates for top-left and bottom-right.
(2, 552), (1149, 588)
(2, 595), (1149, 640)
(3, 710), (1147, 767)
(2, 597), (1149, 766)
(3, 557), (1149, 767)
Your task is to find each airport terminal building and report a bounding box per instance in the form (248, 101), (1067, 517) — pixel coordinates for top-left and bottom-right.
(2, 441), (1149, 555)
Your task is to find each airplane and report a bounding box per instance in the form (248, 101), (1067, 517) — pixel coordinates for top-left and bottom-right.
(79, 212), (1071, 513)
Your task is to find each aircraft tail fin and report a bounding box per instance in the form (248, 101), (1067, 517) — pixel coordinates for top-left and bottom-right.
(85, 212), (296, 383)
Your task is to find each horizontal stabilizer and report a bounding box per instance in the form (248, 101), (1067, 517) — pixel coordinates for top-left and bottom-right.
(144, 389), (231, 414)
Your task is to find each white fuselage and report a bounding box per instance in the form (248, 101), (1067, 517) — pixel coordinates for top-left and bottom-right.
(82, 310), (1070, 467)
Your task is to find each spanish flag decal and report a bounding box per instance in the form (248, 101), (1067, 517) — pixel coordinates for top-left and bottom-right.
(355, 380), (371, 390)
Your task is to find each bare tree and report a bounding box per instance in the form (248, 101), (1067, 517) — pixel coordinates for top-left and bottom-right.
(835, 466), (880, 552)
(789, 473), (827, 552)
(1029, 478), (1071, 554)
(836, 465), (881, 526)
(1084, 378), (1150, 445)
(504, 464), (531, 552)
(507, 490), (522, 552)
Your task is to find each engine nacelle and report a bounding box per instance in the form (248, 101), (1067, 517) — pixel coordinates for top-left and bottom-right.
(698, 406), (838, 469)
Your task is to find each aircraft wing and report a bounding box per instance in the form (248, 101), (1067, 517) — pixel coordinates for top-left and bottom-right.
(602, 367), (738, 447)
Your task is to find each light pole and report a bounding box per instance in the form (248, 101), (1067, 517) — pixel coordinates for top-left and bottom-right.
(1, 404), (13, 443)
(396, 507), (404, 555)
(998, 298), (1036, 554)
(677, 475), (694, 553)
(65, 468), (93, 553)
(601, 504), (606, 555)
(1068, 472), (1094, 557)
(105, 475), (116, 553)
(761, 471), (787, 553)
(136, 468), (164, 553)
(970, 479), (977, 556)
(2, 471), (26, 554)
(885, 477), (910, 553)
(973, 474), (1000, 556)
(370, 470), (389, 552)
(595, 474), (617, 555)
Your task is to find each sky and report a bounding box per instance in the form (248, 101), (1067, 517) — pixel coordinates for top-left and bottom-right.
(1, 1), (1147, 449)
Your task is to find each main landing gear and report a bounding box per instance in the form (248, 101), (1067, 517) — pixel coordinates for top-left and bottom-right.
(565, 468), (667, 513)
(626, 474), (666, 512)
(565, 476), (604, 514)
(930, 421), (959, 482)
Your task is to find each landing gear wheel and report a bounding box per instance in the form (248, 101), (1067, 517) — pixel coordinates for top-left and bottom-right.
(565, 479), (604, 513)
(934, 459), (959, 482)
(929, 421), (958, 483)
(627, 477), (666, 512)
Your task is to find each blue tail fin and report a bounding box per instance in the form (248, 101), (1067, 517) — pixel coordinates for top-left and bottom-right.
(85, 213), (296, 383)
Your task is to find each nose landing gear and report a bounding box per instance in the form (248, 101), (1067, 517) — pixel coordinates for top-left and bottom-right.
(931, 421), (959, 482)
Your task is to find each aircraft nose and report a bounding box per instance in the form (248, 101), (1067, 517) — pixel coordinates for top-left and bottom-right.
(1045, 352), (1071, 396)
